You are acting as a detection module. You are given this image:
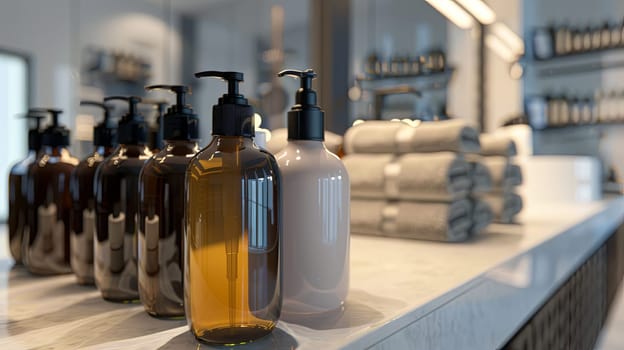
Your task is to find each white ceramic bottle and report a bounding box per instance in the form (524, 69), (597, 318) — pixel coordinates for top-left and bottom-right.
(275, 69), (350, 320)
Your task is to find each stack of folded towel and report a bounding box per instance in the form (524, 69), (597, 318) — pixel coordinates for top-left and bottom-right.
(344, 119), (494, 243)
(473, 134), (523, 224)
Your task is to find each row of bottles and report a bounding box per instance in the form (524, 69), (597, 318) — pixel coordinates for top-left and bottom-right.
(7, 69), (350, 345)
(363, 50), (446, 78)
(525, 90), (624, 129)
(533, 19), (624, 60)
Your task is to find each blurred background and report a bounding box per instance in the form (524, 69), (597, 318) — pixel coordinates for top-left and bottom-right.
(1, 0), (623, 222)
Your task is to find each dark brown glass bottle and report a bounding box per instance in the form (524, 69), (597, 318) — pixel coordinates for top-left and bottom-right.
(70, 100), (116, 285)
(186, 71), (281, 345)
(94, 96), (152, 301)
(138, 85), (199, 317)
(8, 113), (45, 264)
(24, 109), (79, 275)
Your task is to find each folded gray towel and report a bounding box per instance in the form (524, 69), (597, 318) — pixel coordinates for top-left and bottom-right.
(394, 152), (472, 201)
(481, 192), (523, 224)
(343, 154), (394, 199)
(479, 134), (517, 157)
(482, 157), (523, 191)
(470, 199), (493, 236)
(350, 199), (386, 234)
(397, 119), (481, 154)
(382, 200), (473, 242)
(344, 121), (412, 154)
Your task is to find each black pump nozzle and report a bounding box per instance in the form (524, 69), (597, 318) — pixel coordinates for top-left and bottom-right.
(30, 108), (70, 147)
(146, 85), (190, 109)
(104, 96), (141, 116)
(20, 110), (46, 151)
(194, 70), (254, 137)
(80, 100), (117, 148)
(195, 71), (242, 94)
(145, 85), (199, 141)
(277, 68), (325, 141)
(104, 96), (147, 145)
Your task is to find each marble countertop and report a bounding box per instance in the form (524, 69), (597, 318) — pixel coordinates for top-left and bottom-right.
(1, 197), (623, 350)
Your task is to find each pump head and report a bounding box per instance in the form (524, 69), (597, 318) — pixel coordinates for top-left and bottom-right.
(29, 108), (71, 147)
(277, 68), (325, 141)
(80, 100), (117, 148)
(20, 110), (46, 151)
(194, 70), (254, 137)
(145, 85), (199, 141)
(104, 96), (147, 145)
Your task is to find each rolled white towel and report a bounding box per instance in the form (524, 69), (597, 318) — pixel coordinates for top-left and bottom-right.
(482, 156), (523, 191)
(464, 154), (493, 194)
(382, 199), (473, 242)
(343, 154), (394, 199)
(479, 134), (517, 157)
(393, 152), (472, 201)
(470, 199), (493, 236)
(350, 199), (386, 235)
(397, 119), (481, 154)
(344, 120), (412, 154)
(481, 192), (523, 224)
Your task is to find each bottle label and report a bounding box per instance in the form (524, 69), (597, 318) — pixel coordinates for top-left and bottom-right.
(30, 204), (66, 272)
(70, 208), (95, 270)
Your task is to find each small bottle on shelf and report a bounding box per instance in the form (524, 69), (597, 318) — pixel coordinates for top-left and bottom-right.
(601, 22), (612, 49)
(611, 22), (622, 48)
(571, 28), (583, 53)
(582, 26), (592, 52)
(533, 26), (555, 60)
(592, 26), (603, 50)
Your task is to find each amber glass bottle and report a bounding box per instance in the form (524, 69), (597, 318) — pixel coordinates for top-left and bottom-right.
(8, 113), (45, 264)
(94, 96), (152, 301)
(186, 71), (282, 345)
(25, 109), (79, 275)
(70, 101), (116, 285)
(138, 85), (199, 317)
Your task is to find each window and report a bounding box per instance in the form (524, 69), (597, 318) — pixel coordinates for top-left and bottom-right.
(0, 50), (30, 222)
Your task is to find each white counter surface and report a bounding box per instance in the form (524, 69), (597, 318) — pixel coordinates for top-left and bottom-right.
(1, 197), (623, 350)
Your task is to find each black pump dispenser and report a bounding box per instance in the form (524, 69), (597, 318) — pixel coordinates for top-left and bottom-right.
(145, 85), (199, 141)
(80, 100), (117, 148)
(22, 110), (46, 151)
(278, 69), (324, 141)
(37, 108), (70, 147)
(194, 71), (254, 137)
(141, 98), (167, 150)
(104, 96), (147, 145)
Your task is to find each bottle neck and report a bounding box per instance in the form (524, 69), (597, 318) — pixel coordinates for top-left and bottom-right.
(42, 145), (69, 156)
(95, 145), (115, 157)
(288, 139), (325, 148)
(163, 140), (200, 154)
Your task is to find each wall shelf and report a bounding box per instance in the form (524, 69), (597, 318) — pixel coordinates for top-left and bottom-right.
(355, 68), (455, 91)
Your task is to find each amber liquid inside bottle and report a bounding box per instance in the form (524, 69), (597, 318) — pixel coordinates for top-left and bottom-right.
(8, 150), (38, 264)
(25, 147), (79, 275)
(138, 141), (198, 317)
(186, 136), (281, 345)
(70, 146), (113, 285)
(94, 144), (152, 301)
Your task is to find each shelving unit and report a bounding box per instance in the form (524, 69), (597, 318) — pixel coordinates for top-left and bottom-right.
(355, 67), (455, 91)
